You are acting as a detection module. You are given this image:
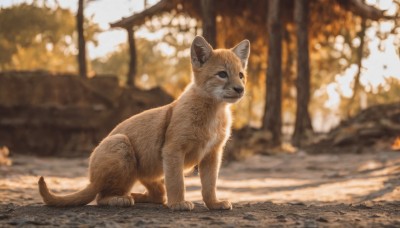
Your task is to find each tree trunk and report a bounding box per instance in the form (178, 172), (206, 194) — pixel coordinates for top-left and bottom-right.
(292, 0), (313, 146)
(283, 28), (294, 89)
(262, 0), (282, 147)
(201, 0), (216, 48)
(347, 17), (367, 117)
(77, 0), (87, 79)
(127, 27), (137, 87)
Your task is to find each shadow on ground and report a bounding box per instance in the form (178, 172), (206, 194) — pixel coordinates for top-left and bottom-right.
(1, 151), (400, 227)
(1, 201), (399, 227)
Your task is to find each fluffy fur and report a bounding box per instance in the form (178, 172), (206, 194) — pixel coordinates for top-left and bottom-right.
(38, 36), (250, 211)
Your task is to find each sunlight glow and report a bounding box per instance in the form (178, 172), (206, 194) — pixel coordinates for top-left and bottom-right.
(0, 0), (160, 59)
(366, 0), (395, 11)
(324, 26), (400, 110)
(183, 174), (388, 203)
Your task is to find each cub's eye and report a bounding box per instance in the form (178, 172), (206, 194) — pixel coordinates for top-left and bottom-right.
(239, 72), (244, 79)
(217, 71), (228, 79)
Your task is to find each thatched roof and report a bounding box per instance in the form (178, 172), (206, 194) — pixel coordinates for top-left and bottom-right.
(110, 0), (391, 29)
(109, 0), (397, 83)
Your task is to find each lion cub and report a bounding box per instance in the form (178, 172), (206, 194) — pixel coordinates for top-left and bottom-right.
(38, 36), (250, 211)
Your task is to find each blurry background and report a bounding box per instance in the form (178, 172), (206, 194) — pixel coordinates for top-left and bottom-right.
(1, 2), (400, 224)
(0, 0), (399, 159)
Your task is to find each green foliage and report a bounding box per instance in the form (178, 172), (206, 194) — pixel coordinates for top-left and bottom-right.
(0, 3), (100, 72)
(92, 37), (191, 96)
(92, 44), (129, 81)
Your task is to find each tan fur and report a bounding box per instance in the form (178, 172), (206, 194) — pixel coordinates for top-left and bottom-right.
(38, 36), (250, 211)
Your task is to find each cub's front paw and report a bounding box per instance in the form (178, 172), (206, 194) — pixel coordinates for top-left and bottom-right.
(206, 200), (232, 210)
(168, 201), (194, 211)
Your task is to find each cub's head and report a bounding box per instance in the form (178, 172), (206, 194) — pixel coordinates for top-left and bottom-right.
(190, 36), (250, 103)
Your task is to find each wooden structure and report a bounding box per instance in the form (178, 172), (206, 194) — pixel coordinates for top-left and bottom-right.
(110, 0), (389, 87)
(110, 0), (390, 78)
(109, 0), (393, 143)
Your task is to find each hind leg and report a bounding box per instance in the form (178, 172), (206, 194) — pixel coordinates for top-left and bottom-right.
(131, 180), (166, 204)
(89, 134), (137, 207)
(97, 195), (134, 207)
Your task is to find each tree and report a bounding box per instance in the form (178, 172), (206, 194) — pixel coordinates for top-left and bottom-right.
(0, 3), (99, 72)
(77, 0), (87, 78)
(292, 0), (313, 146)
(347, 17), (367, 117)
(0, 4), (74, 71)
(262, 0), (282, 147)
(126, 27), (137, 86)
(92, 37), (191, 96)
(201, 0), (216, 48)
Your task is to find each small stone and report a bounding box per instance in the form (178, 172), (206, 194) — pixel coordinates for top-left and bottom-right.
(316, 217), (329, 223)
(135, 220), (146, 226)
(276, 215), (285, 219)
(0, 214), (10, 220)
(276, 215), (286, 222)
(243, 213), (257, 221)
(304, 219), (317, 227)
(8, 220), (18, 225)
(200, 216), (213, 220)
(288, 202), (306, 206)
(355, 203), (373, 209)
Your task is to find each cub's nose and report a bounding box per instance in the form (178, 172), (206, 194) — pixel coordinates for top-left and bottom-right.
(233, 86), (244, 94)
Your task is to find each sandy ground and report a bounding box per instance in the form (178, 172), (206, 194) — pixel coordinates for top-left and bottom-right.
(1, 151), (399, 227)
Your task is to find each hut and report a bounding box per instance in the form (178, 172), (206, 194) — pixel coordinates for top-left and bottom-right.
(110, 0), (389, 84)
(110, 0), (394, 146)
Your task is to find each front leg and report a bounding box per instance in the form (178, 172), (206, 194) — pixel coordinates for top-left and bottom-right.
(163, 147), (194, 211)
(199, 147), (232, 210)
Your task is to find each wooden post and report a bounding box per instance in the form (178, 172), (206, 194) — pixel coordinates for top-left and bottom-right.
(262, 0), (282, 147)
(201, 0), (217, 48)
(347, 17), (367, 117)
(292, 0), (313, 146)
(126, 26), (137, 87)
(77, 0), (87, 78)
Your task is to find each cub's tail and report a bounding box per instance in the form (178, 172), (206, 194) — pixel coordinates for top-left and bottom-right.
(38, 176), (98, 207)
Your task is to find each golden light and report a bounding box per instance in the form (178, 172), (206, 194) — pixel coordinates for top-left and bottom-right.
(392, 137), (400, 151)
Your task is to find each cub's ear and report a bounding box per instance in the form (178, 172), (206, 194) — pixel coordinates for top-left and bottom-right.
(191, 36), (213, 68)
(231, 39), (250, 69)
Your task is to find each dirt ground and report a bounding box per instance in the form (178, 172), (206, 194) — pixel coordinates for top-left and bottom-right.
(1, 150), (400, 227)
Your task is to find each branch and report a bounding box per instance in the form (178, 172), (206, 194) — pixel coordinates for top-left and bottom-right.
(345, 0), (396, 20)
(109, 0), (174, 29)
